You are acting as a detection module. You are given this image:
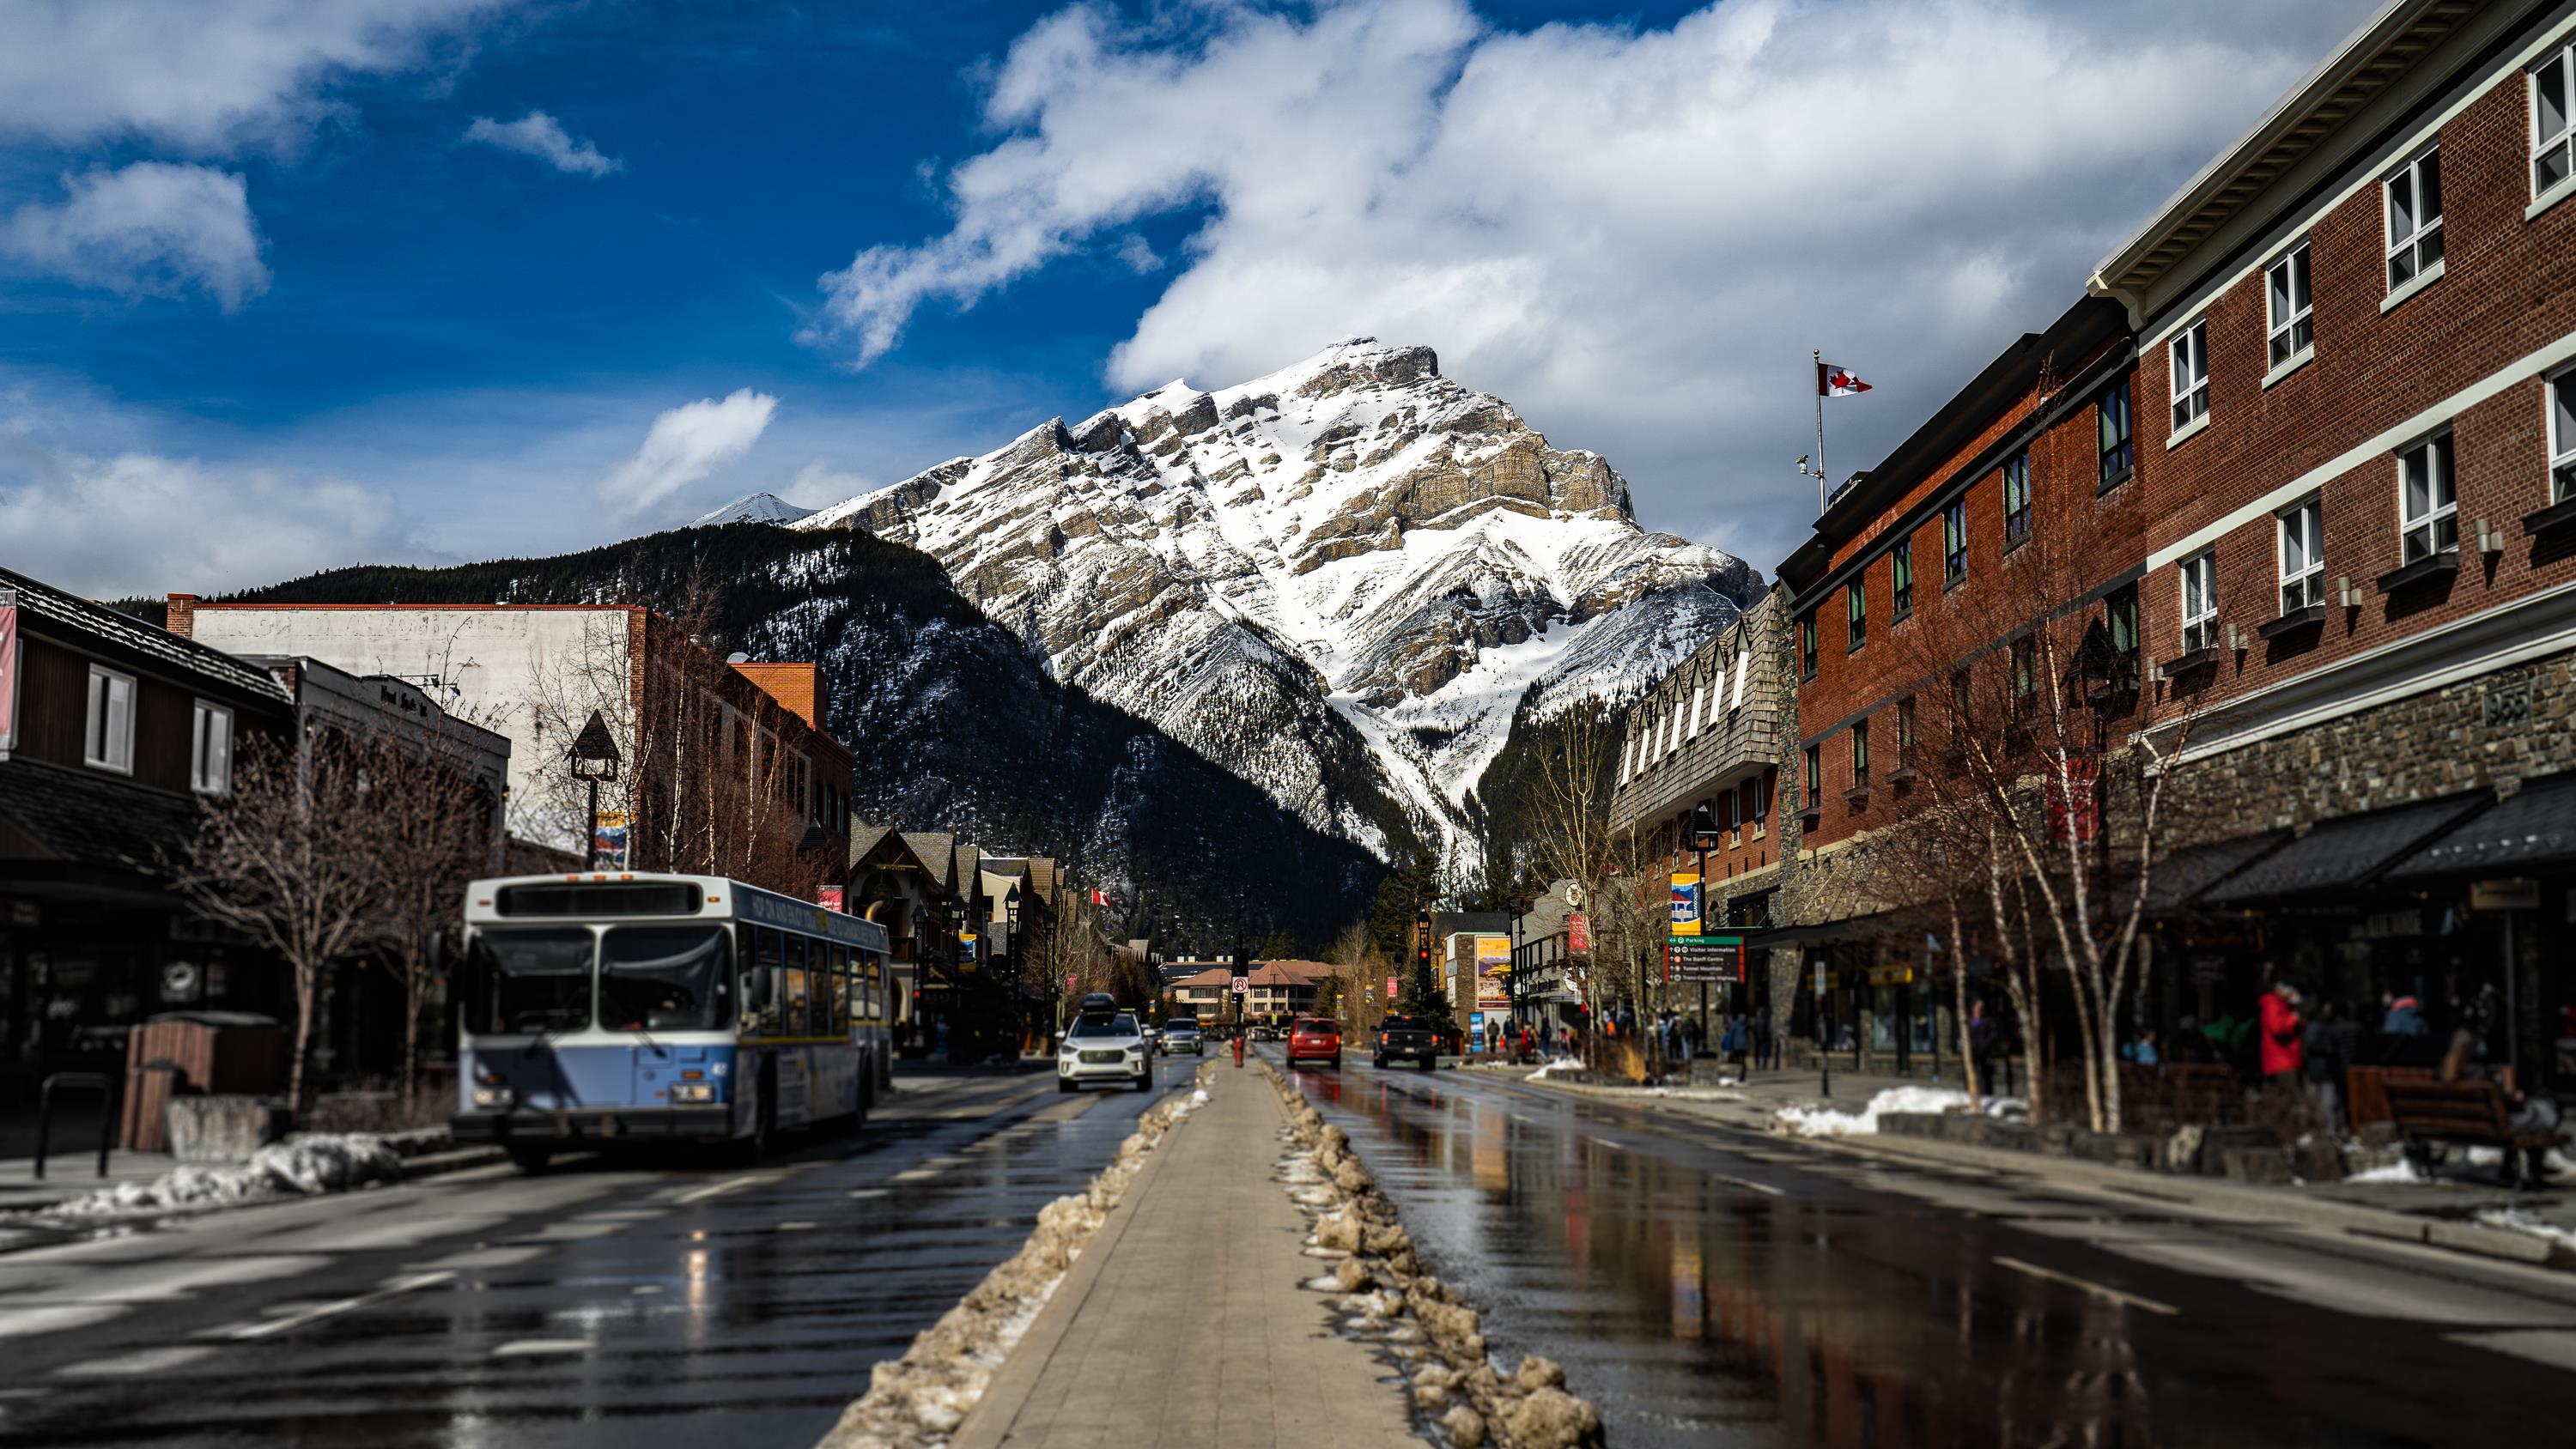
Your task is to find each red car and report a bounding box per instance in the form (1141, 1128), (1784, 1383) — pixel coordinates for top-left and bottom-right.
(1286, 1016), (1343, 1069)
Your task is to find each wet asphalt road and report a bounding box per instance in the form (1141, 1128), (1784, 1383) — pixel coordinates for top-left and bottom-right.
(0, 1058), (1195, 1447)
(1278, 1050), (2576, 1449)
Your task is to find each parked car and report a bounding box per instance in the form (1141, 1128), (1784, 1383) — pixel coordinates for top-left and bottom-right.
(1286, 1017), (1343, 1070)
(1058, 1011), (1153, 1093)
(1373, 1014), (1438, 1070)
(1161, 1020), (1206, 1055)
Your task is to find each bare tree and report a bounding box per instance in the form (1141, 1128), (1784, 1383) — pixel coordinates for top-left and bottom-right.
(172, 735), (380, 1116)
(361, 730), (500, 1113)
(1526, 695), (1666, 1076)
(1860, 507), (2208, 1131)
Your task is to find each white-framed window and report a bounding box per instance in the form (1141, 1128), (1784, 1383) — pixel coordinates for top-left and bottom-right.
(2277, 497), (2324, 613)
(2266, 241), (2313, 369)
(85, 664), (136, 773)
(2550, 366), (2576, 506)
(2178, 552), (2218, 653)
(2385, 144), (2444, 291)
(2535, 42), (2576, 196)
(2169, 318), (2209, 433)
(190, 700), (234, 794)
(2398, 432), (2458, 564)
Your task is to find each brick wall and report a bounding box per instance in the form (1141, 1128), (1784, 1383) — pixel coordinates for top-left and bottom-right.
(2138, 45), (2576, 711)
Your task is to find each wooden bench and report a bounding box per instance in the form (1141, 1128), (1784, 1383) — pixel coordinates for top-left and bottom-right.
(2384, 1079), (2565, 1187)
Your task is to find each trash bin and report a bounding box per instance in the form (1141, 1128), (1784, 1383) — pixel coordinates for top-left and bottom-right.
(121, 1011), (283, 1151)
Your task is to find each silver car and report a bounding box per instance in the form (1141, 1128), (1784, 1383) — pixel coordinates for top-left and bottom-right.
(1161, 1021), (1206, 1055)
(1058, 1012), (1152, 1092)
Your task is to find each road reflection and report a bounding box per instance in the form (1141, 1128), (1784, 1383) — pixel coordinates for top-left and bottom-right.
(1289, 1065), (2227, 1449)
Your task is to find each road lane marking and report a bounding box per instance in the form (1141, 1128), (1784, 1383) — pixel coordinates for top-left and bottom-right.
(224, 1270), (455, 1341)
(1993, 1256), (2178, 1316)
(675, 1174), (762, 1204)
(889, 1167), (941, 1183)
(849, 1187), (891, 1199)
(1595, 1137), (1628, 1152)
(58, 1345), (217, 1378)
(1715, 1173), (1784, 1197)
(491, 1338), (593, 1357)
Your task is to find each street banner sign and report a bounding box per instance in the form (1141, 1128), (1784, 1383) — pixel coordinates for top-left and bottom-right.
(0, 600), (16, 755)
(1386, 974), (1399, 1001)
(1567, 912), (1590, 951)
(1665, 932), (1744, 983)
(816, 884), (845, 912)
(1476, 935), (1510, 1011)
(1668, 873), (1702, 936)
(2046, 755), (2099, 842)
(591, 811), (629, 870)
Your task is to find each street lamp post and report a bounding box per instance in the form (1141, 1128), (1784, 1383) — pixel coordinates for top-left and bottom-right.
(568, 709), (622, 869)
(1689, 801), (1720, 1071)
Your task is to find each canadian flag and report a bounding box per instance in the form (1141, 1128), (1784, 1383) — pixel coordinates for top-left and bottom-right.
(1089, 887), (1109, 906)
(1818, 361), (1873, 397)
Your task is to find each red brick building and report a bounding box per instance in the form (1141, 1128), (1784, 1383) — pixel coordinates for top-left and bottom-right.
(2088, 0), (2576, 1076)
(1766, 296), (2142, 1058)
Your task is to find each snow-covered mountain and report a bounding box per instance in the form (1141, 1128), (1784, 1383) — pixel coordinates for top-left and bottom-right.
(694, 492), (817, 528)
(794, 338), (1756, 859)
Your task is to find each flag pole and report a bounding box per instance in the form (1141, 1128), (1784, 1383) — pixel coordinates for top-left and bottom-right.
(1813, 348), (1828, 512)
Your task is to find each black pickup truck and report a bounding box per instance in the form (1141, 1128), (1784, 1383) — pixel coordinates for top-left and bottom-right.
(1373, 1014), (1439, 1070)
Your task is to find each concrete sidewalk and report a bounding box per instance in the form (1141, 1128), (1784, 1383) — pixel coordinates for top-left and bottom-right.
(955, 1066), (1416, 1449)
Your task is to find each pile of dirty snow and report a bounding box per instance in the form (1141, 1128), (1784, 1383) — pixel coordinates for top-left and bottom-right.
(1773, 1086), (2026, 1138)
(1525, 1057), (1584, 1082)
(2476, 1207), (2576, 1250)
(39, 1134), (402, 1218)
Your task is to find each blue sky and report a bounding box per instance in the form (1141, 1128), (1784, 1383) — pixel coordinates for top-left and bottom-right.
(0, 0), (2370, 597)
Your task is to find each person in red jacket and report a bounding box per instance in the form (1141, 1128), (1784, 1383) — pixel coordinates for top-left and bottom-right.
(2258, 979), (2305, 1082)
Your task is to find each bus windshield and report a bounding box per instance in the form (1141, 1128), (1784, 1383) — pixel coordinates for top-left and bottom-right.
(465, 928), (593, 1034)
(598, 925), (731, 1032)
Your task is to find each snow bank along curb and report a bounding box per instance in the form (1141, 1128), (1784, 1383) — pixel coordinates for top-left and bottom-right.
(17, 1133), (405, 1221)
(1772, 1085), (2026, 1138)
(814, 1062), (1218, 1449)
(1260, 1062), (1605, 1449)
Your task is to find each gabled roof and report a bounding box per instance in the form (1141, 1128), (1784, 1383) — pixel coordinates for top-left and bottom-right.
(3, 565), (289, 706)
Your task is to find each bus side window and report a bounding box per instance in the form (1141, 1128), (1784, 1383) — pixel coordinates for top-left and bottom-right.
(829, 944), (851, 1034)
(782, 935), (811, 1038)
(750, 928), (782, 1037)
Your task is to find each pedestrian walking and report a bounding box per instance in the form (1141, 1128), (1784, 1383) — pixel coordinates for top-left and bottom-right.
(2302, 1001), (2353, 1134)
(2259, 979), (2305, 1087)
(1966, 1000), (1998, 1091)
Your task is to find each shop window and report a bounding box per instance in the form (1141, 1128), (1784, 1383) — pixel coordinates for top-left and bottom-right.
(85, 664), (135, 774)
(2278, 496), (2324, 612)
(2001, 451), (2032, 548)
(2179, 551), (2219, 652)
(2266, 241), (2314, 369)
(2398, 431), (2457, 564)
(2385, 144), (2444, 291)
(191, 699), (234, 794)
(2098, 373), (2135, 487)
(2169, 318), (2209, 434)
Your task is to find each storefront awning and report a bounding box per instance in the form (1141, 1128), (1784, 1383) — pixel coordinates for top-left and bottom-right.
(2202, 793), (2493, 906)
(2145, 829), (2293, 912)
(2383, 773), (2576, 882)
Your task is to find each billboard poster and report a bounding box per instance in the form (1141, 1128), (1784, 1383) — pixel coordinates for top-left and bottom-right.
(1475, 935), (1511, 1011)
(1669, 872), (1703, 936)
(590, 811), (629, 870)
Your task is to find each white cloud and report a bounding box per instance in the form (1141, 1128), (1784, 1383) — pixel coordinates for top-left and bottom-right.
(601, 389), (779, 516)
(463, 110), (623, 177)
(0, 0), (509, 155)
(812, 0), (2373, 563)
(1, 162), (269, 310)
(0, 433), (418, 600)
(781, 458), (875, 509)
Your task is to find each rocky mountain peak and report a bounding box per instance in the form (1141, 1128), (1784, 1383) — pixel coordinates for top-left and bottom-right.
(793, 339), (1757, 859)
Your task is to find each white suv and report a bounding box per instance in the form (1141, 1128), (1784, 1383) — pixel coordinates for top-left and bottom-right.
(1059, 1012), (1152, 1093)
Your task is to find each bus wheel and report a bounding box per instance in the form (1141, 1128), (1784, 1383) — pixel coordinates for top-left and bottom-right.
(505, 1143), (551, 1173)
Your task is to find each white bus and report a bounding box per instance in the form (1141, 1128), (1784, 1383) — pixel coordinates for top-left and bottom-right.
(452, 873), (891, 1170)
